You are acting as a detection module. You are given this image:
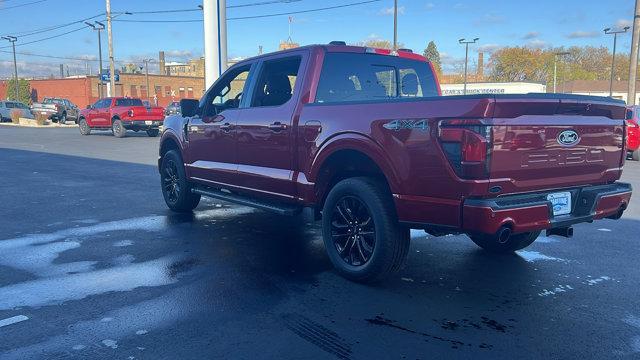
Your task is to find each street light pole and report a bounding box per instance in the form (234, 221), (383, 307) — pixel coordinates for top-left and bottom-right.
(604, 26), (630, 97)
(393, 0), (398, 51)
(2, 36), (19, 101)
(553, 51), (570, 94)
(85, 21), (105, 98)
(458, 38), (479, 95)
(105, 0), (116, 96)
(628, 0), (640, 105)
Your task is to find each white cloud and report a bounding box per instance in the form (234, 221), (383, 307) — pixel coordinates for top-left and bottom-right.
(567, 31), (599, 39)
(477, 44), (501, 53)
(379, 6), (405, 16)
(165, 50), (193, 59)
(425, 3), (435, 10)
(522, 32), (539, 40)
(616, 19), (632, 29)
(527, 39), (548, 49)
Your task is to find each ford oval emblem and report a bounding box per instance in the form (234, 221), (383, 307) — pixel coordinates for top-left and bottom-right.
(557, 130), (580, 147)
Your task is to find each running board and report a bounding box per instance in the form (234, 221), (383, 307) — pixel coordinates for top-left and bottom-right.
(192, 186), (302, 216)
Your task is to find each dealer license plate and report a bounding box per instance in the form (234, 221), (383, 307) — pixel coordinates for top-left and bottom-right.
(547, 192), (572, 216)
(145, 121), (152, 125)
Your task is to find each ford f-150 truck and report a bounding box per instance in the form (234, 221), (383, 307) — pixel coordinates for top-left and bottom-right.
(78, 97), (164, 137)
(158, 43), (632, 283)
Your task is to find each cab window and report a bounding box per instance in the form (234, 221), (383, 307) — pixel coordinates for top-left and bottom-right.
(202, 64), (252, 117)
(250, 56), (301, 108)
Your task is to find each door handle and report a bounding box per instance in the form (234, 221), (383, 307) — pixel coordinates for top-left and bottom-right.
(268, 122), (287, 131)
(220, 122), (234, 132)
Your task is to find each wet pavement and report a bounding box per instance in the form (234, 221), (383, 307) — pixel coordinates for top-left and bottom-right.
(1, 126), (639, 359)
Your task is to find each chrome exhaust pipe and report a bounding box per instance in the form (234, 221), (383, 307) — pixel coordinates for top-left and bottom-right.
(496, 226), (512, 244)
(546, 226), (573, 238)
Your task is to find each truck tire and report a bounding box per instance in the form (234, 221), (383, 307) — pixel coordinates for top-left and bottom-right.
(469, 230), (541, 253)
(321, 177), (410, 283)
(161, 150), (201, 212)
(78, 118), (91, 135)
(112, 119), (126, 138)
(633, 149), (640, 161)
(146, 128), (160, 137)
(59, 112), (67, 125)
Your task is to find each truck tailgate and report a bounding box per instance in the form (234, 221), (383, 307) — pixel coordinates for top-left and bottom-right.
(487, 96), (626, 194)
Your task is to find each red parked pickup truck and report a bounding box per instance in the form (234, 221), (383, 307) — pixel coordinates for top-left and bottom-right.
(158, 43), (632, 282)
(78, 97), (164, 137)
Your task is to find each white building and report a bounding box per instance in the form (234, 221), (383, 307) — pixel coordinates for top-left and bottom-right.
(440, 82), (547, 96)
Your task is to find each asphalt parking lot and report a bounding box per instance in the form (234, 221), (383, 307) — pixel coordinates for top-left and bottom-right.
(0, 126), (639, 359)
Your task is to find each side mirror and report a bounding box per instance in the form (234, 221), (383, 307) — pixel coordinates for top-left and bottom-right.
(180, 99), (199, 118)
(86, 105), (92, 109)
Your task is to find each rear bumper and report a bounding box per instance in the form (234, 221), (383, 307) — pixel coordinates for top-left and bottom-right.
(123, 120), (163, 130)
(462, 182), (632, 234)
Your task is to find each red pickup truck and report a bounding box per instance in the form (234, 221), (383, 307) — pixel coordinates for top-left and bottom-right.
(78, 97), (164, 137)
(158, 43), (632, 282)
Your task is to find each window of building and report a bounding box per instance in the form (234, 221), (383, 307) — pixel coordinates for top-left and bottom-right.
(165, 86), (171, 96)
(130, 85), (138, 97)
(187, 87), (194, 98)
(141, 85), (148, 99)
(179, 87), (185, 98)
(154, 85), (162, 96)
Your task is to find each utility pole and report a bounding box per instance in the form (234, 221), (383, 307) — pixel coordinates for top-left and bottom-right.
(628, 0), (640, 105)
(202, 0), (227, 88)
(142, 59), (153, 103)
(553, 51), (570, 93)
(393, 0), (398, 51)
(458, 38), (479, 95)
(86, 21), (105, 98)
(2, 36), (19, 101)
(106, 0), (116, 96)
(604, 26), (630, 97)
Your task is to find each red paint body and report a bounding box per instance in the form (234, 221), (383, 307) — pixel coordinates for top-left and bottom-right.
(79, 97), (164, 129)
(626, 106), (640, 152)
(160, 45), (632, 235)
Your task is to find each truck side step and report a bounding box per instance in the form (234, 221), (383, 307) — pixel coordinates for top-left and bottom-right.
(192, 186), (302, 216)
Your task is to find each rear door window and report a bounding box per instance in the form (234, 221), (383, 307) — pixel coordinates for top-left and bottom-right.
(115, 98), (143, 107)
(315, 53), (439, 103)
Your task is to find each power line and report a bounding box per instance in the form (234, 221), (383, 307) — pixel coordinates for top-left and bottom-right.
(0, 0), (47, 11)
(118, 0), (303, 14)
(0, 26), (88, 49)
(114, 0), (381, 23)
(1, 13), (105, 38)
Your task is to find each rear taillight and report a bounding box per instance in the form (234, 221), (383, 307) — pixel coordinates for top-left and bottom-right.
(438, 120), (492, 179)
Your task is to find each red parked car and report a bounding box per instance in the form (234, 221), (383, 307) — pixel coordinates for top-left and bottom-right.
(626, 105), (640, 161)
(78, 97), (164, 137)
(158, 43), (632, 282)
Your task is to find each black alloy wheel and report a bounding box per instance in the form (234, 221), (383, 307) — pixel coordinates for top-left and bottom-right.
(331, 196), (376, 266)
(163, 158), (181, 205)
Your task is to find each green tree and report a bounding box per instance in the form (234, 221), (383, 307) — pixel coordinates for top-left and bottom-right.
(6, 78), (32, 105)
(422, 41), (442, 74)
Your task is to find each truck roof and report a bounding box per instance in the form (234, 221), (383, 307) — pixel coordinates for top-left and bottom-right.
(234, 43), (428, 67)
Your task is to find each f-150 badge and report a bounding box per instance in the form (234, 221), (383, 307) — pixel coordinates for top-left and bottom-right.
(383, 119), (429, 131)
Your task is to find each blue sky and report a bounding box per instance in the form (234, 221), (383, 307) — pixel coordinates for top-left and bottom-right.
(0, 0), (635, 77)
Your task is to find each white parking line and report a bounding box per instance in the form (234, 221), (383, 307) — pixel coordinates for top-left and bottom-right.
(0, 315), (29, 328)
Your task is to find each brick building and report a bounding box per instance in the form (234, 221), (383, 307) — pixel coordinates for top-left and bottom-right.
(0, 73), (206, 108)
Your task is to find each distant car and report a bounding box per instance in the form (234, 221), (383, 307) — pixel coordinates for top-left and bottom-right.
(77, 97), (164, 137)
(0, 100), (34, 122)
(164, 101), (181, 116)
(626, 106), (640, 161)
(31, 97), (79, 124)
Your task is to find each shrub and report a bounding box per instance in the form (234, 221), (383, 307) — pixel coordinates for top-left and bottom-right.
(10, 109), (21, 124)
(35, 113), (47, 126)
